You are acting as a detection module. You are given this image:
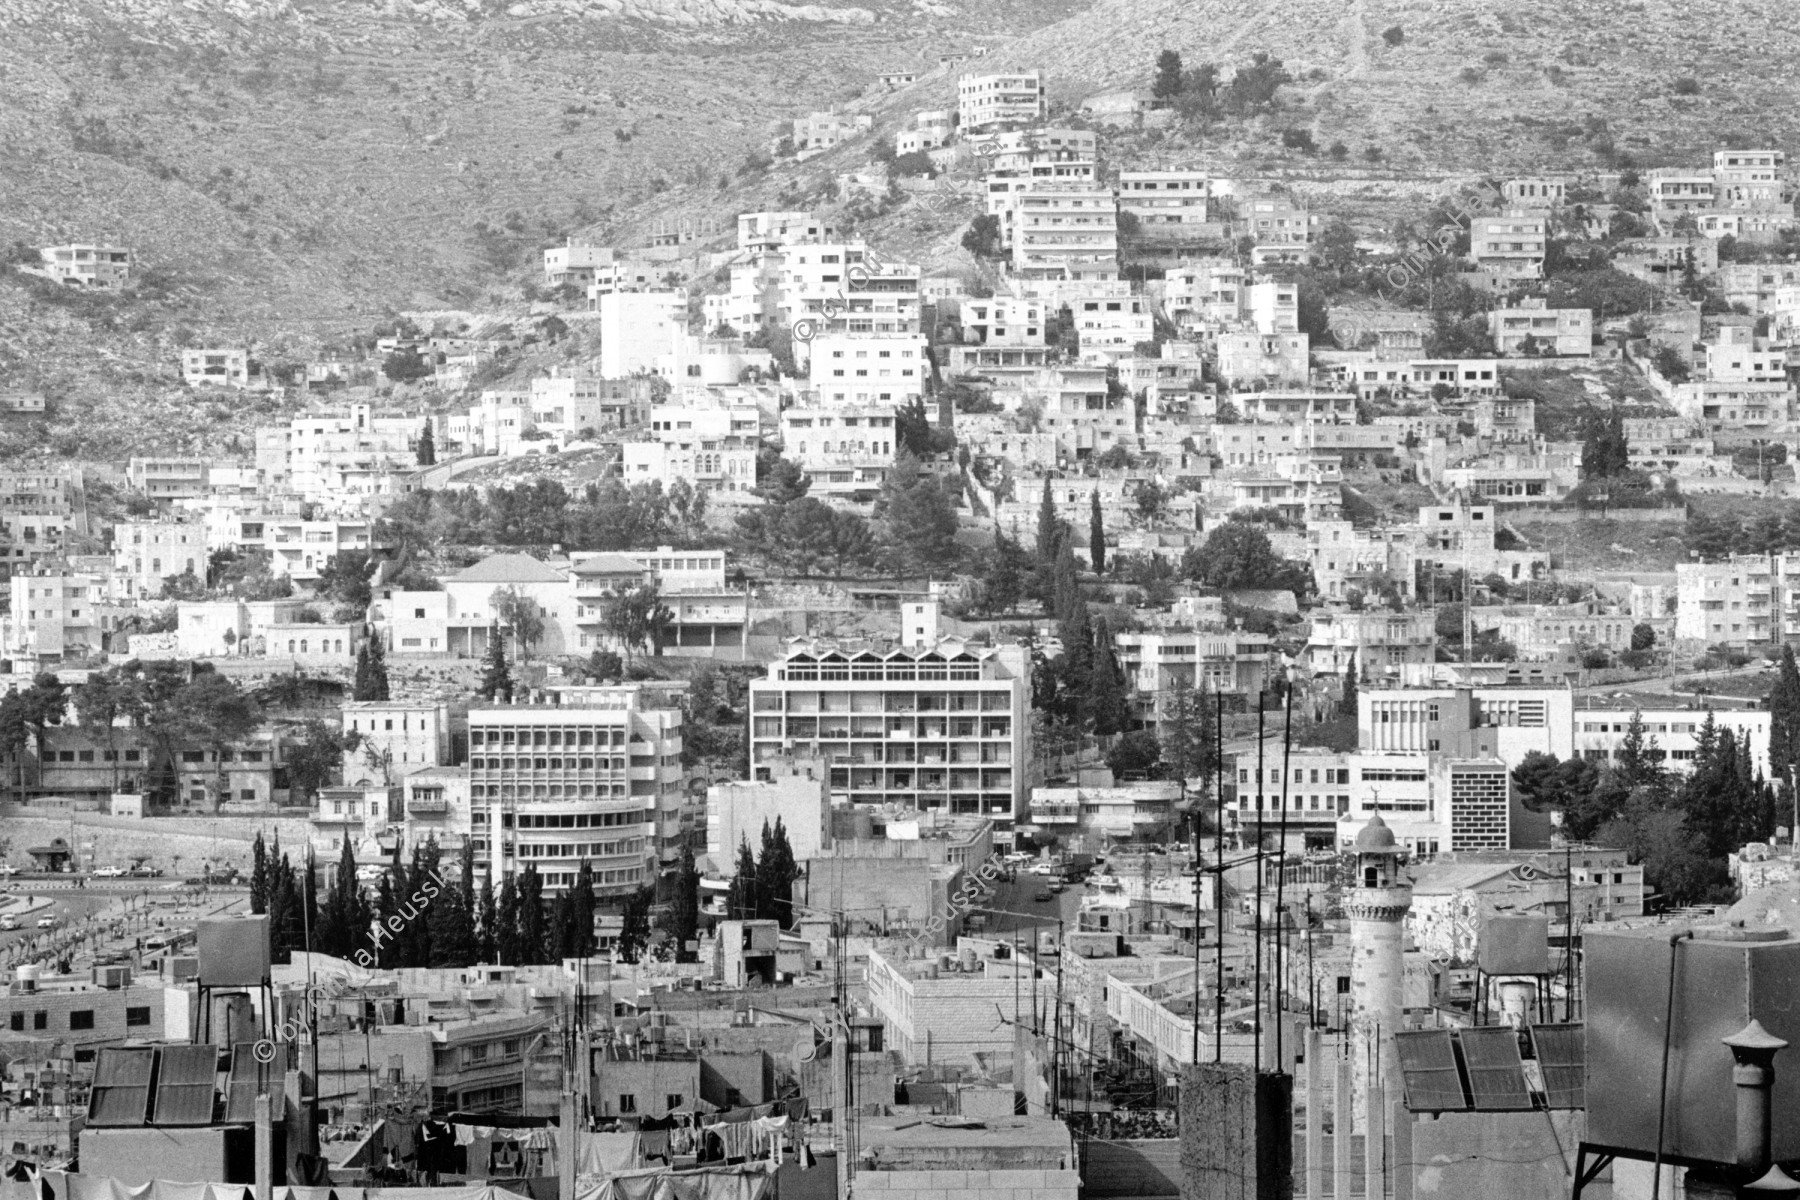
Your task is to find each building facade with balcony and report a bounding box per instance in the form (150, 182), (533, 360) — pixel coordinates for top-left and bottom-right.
(468, 686), (684, 894)
(748, 639), (1033, 848)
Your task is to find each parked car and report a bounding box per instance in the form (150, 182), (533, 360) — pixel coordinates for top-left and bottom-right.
(0, 916), (17, 932)
(1033, 889), (1054, 903)
(1027, 862), (1055, 876)
(92, 867), (125, 878)
(35, 916), (55, 929)
(1049, 881), (1067, 894)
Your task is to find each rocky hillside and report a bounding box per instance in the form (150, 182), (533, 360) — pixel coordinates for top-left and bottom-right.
(975, 0), (1800, 173)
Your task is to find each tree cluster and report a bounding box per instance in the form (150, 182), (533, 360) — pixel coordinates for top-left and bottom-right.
(1511, 709), (1771, 907)
(724, 819), (800, 929)
(381, 479), (710, 556)
(1178, 519), (1313, 595)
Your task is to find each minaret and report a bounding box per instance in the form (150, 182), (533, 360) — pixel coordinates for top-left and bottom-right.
(1345, 813), (1413, 1120)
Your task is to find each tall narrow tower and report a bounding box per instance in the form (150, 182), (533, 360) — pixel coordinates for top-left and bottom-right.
(1345, 814), (1413, 1119)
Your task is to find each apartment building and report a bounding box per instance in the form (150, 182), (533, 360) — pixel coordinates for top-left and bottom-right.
(181, 348), (251, 389)
(581, 259), (662, 300)
(1471, 603), (1659, 661)
(1468, 214), (1546, 279)
(957, 70), (1046, 132)
(1216, 331), (1309, 386)
(1162, 260), (1247, 328)
(1487, 299), (1593, 356)
(1501, 178), (1567, 210)
(468, 685), (684, 893)
(35, 244), (131, 290)
(1244, 195), (1312, 265)
(808, 332), (928, 406)
(779, 405), (896, 501)
(543, 240), (617, 288)
(1573, 704), (1770, 778)
(1674, 553), (1800, 646)
(1116, 170), (1210, 237)
(569, 549), (746, 657)
(1306, 610), (1434, 677)
(1648, 169), (1716, 214)
(959, 296), (1047, 345)
(529, 373), (655, 436)
(111, 519), (205, 599)
(598, 290), (684, 378)
(622, 404), (759, 493)
(7, 570), (108, 662)
(341, 702), (451, 782)
(256, 516), (374, 581)
(792, 110), (873, 152)
(747, 639), (1033, 848)
(1070, 291), (1152, 358)
(1114, 630), (1274, 726)
(1008, 183), (1119, 280)
(1018, 365), (1133, 459)
(737, 211), (837, 251)
(1713, 149), (1786, 209)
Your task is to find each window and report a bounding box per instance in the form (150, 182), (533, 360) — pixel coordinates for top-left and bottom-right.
(618, 1094), (638, 1114)
(666, 1093), (684, 1111)
(69, 1011), (94, 1031)
(7, 1013), (20, 1031)
(32, 1012), (46, 1030)
(126, 1006), (151, 1027)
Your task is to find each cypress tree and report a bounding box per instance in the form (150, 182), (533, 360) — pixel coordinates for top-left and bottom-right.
(727, 839), (759, 920)
(479, 627), (513, 702)
(496, 874), (522, 965)
(1087, 616), (1133, 737)
(1089, 490), (1106, 575)
(250, 833), (269, 915)
(363, 635), (390, 702)
(518, 864), (547, 964)
(1340, 654), (1359, 719)
(570, 860), (597, 958)
(670, 843), (700, 962)
(1771, 645), (1800, 790)
(477, 875), (498, 963)
(417, 422), (437, 467)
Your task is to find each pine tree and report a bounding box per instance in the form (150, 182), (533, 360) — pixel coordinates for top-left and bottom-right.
(417, 422), (437, 467)
(479, 628), (514, 702)
(670, 843), (700, 962)
(1340, 654), (1360, 718)
(495, 874), (522, 965)
(755, 818), (798, 928)
(1089, 490), (1106, 576)
(1087, 616), (1133, 737)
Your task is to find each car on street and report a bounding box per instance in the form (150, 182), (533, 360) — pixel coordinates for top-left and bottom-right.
(1027, 862), (1055, 876)
(1049, 881), (1067, 894)
(0, 916), (17, 932)
(1033, 889), (1054, 903)
(36, 916), (55, 929)
(92, 867), (126, 878)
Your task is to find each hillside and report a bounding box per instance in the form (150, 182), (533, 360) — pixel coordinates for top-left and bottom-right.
(973, 0), (1800, 173)
(1, 0), (1796, 460)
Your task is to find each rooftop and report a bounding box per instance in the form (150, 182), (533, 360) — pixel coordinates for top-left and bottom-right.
(449, 553), (568, 585)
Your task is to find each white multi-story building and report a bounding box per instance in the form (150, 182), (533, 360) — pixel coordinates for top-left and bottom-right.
(1359, 686), (1575, 766)
(1070, 291), (1152, 359)
(112, 519), (206, 599)
(621, 404), (759, 493)
(1306, 610), (1434, 677)
(599, 290), (685, 378)
(1714, 149), (1787, 209)
(34, 244), (131, 290)
(1009, 183), (1118, 280)
(528, 372), (654, 437)
(707, 760), (831, 864)
(7, 570), (109, 662)
(1574, 704), (1770, 776)
(779, 405), (896, 501)
(957, 70), (1046, 132)
(1487, 299), (1593, 356)
(809, 332), (928, 406)
(737, 211), (837, 251)
(182, 348), (251, 389)
(468, 685), (685, 894)
(543, 240), (617, 288)
(341, 702), (450, 785)
(1469, 214), (1546, 279)
(1116, 170), (1210, 237)
(1675, 552), (1800, 646)
(272, 403), (420, 500)
(747, 639), (1033, 848)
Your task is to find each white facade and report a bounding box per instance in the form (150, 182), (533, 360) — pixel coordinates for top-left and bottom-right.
(1574, 705), (1770, 778)
(707, 762), (831, 864)
(599, 290), (685, 379)
(809, 332), (928, 406)
(112, 520), (205, 599)
(342, 702), (450, 784)
(182, 348), (250, 389)
(957, 70), (1047, 132)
